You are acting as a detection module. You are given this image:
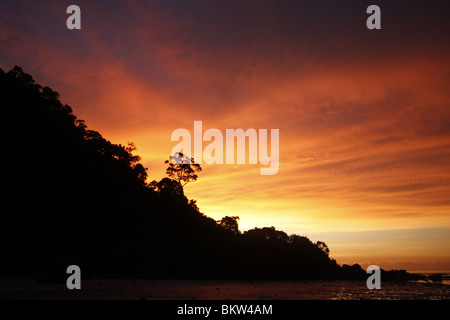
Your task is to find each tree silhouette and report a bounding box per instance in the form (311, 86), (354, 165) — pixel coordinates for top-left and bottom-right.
(316, 241), (330, 255)
(218, 216), (240, 234)
(165, 152), (202, 187)
(1, 65), (363, 282)
(150, 177), (184, 198)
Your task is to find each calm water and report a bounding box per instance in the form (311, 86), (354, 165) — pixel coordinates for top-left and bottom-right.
(1, 277), (449, 300)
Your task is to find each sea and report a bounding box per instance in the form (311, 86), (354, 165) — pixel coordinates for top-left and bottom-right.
(1, 274), (449, 300)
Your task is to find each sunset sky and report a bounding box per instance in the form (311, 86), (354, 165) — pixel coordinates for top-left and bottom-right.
(1, 0), (450, 272)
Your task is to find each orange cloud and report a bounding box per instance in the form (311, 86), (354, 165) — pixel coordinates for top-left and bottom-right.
(1, 0), (449, 271)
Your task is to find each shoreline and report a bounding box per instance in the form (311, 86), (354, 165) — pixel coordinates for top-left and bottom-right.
(1, 277), (448, 300)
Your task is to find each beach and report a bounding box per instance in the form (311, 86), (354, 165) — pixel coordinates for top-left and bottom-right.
(1, 277), (448, 300)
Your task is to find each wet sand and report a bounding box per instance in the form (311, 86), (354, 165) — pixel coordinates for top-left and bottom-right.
(1, 277), (449, 300)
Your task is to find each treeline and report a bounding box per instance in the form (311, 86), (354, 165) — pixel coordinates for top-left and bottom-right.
(1, 66), (339, 280)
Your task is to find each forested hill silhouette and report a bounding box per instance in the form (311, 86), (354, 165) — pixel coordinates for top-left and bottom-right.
(1, 66), (341, 280)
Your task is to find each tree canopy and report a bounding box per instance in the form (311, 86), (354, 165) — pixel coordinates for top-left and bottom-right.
(1, 66), (341, 280)
(165, 152), (202, 187)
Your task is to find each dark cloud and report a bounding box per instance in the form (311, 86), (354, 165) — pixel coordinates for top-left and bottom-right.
(1, 0), (450, 267)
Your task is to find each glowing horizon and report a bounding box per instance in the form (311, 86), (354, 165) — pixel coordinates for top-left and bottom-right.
(1, 0), (449, 272)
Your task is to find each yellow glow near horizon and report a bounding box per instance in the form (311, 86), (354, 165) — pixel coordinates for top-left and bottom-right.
(2, 1), (449, 272)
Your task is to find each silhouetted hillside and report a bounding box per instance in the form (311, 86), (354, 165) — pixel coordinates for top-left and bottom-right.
(1, 66), (340, 280)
